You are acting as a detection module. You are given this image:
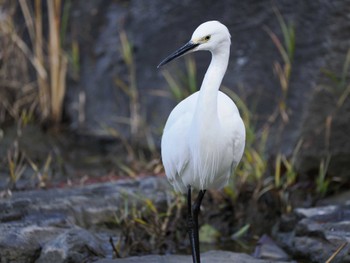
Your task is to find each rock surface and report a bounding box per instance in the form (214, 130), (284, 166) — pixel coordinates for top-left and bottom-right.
(35, 228), (105, 263)
(95, 250), (291, 263)
(295, 0), (350, 178)
(274, 203), (350, 262)
(296, 87), (350, 181)
(0, 177), (171, 263)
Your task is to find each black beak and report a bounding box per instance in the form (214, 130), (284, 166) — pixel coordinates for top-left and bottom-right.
(157, 41), (199, 68)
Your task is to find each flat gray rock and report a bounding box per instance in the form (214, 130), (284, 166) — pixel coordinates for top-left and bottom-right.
(96, 250), (290, 263)
(36, 228), (104, 263)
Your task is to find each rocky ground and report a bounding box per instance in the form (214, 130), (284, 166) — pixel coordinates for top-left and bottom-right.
(275, 198), (350, 262)
(0, 176), (350, 263)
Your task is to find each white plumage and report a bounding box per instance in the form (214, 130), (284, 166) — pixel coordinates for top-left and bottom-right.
(160, 21), (246, 193)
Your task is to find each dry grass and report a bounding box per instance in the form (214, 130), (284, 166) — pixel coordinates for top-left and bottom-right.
(0, 3), (34, 122)
(0, 0), (68, 125)
(47, 0), (67, 123)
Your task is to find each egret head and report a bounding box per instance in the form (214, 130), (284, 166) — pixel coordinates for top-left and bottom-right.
(158, 21), (231, 68)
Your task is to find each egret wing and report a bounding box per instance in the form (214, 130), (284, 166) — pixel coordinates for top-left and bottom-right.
(217, 91), (246, 171)
(161, 92), (199, 192)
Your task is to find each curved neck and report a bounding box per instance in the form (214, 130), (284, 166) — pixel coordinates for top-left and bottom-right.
(193, 45), (230, 124)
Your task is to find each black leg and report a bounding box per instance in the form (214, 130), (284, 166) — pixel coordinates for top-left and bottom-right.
(193, 189), (206, 262)
(187, 186), (206, 263)
(187, 186), (197, 263)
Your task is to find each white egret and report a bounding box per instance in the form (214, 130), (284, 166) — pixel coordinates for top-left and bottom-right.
(158, 21), (246, 263)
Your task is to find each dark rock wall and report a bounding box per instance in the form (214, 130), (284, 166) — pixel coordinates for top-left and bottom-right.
(296, 0), (350, 179)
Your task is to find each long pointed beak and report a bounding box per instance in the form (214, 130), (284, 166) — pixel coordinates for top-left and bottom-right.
(157, 41), (199, 68)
